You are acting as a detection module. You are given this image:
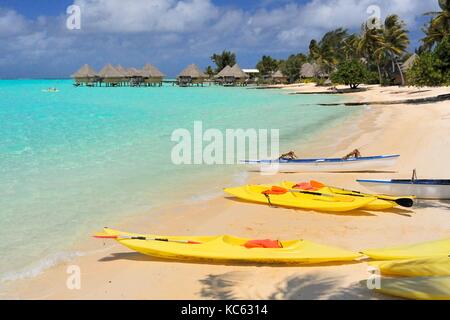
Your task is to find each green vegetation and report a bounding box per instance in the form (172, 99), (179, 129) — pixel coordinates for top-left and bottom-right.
(256, 55), (279, 76)
(211, 1), (447, 87)
(309, 28), (349, 74)
(421, 0), (450, 51)
(407, 36), (450, 86)
(279, 54), (308, 82)
(331, 60), (369, 89)
(210, 50), (236, 73)
(377, 15), (410, 85)
(205, 66), (215, 78)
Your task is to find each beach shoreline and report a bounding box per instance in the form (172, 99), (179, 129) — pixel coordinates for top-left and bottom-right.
(2, 84), (449, 300)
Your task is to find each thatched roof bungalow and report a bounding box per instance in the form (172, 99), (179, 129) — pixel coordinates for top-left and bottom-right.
(142, 64), (165, 86)
(115, 65), (128, 76)
(229, 64), (247, 79)
(215, 65), (231, 78)
(72, 64), (98, 85)
(402, 54), (418, 72)
(143, 64), (165, 78)
(98, 64), (124, 86)
(271, 70), (288, 84)
(218, 64), (248, 86)
(125, 67), (145, 86)
(177, 64), (207, 86)
(300, 62), (328, 79)
(126, 67), (143, 77)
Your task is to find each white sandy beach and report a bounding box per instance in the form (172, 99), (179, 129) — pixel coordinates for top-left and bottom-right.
(2, 85), (450, 300)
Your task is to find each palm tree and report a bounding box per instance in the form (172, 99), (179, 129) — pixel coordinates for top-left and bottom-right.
(357, 22), (385, 84)
(377, 15), (410, 85)
(342, 33), (361, 60)
(421, 0), (450, 50)
(309, 39), (320, 60)
(205, 66), (215, 79)
(210, 51), (236, 73)
(309, 28), (349, 74)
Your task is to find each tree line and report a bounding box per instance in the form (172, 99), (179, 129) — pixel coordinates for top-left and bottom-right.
(207, 0), (449, 87)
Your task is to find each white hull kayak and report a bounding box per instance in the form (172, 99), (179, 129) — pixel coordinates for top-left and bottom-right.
(357, 179), (450, 199)
(241, 155), (399, 173)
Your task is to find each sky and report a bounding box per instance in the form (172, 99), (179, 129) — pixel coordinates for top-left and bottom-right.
(0, 0), (440, 78)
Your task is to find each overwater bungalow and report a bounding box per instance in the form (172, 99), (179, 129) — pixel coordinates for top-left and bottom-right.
(220, 64), (248, 86)
(126, 67), (145, 86)
(142, 64), (165, 86)
(71, 63), (166, 87)
(177, 64), (207, 86)
(115, 65), (129, 86)
(271, 70), (288, 84)
(214, 65), (231, 84)
(97, 64), (124, 86)
(71, 64), (98, 86)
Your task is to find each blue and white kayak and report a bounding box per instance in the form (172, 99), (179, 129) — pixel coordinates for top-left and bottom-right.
(241, 154), (399, 173)
(357, 179), (450, 199)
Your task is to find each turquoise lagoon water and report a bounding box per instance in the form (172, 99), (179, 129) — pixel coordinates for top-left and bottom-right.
(0, 80), (352, 281)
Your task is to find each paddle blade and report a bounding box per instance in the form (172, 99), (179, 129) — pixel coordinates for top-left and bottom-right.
(395, 198), (414, 208)
(187, 241), (202, 244)
(93, 232), (118, 239)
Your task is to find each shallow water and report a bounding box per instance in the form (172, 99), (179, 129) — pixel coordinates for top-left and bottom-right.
(0, 80), (353, 281)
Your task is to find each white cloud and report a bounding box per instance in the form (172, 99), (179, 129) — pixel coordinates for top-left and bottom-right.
(247, 0), (440, 47)
(74, 0), (219, 32)
(0, 8), (28, 36)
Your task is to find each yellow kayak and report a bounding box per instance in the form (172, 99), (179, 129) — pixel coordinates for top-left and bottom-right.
(281, 181), (398, 210)
(362, 238), (450, 260)
(224, 184), (376, 212)
(375, 276), (450, 300)
(369, 257), (450, 277)
(96, 228), (362, 264)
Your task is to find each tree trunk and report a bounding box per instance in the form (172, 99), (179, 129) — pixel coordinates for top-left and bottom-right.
(394, 58), (405, 86)
(377, 64), (383, 85)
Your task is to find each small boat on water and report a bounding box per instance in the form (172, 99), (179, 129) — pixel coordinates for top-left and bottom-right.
(357, 179), (450, 199)
(42, 88), (59, 93)
(241, 154), (399, 172)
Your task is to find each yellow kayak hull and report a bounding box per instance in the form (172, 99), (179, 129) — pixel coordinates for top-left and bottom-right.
(369, 257), (450, 277)
(224, 184), (375, 212)
(99, 228), (362, 264)
(376, 276), (450, 300)
(281, 181), (405, 210)
(362, 238), (450, 260)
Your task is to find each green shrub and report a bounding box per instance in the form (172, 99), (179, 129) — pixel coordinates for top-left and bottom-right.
(314, 77), (326, 86)
(407, 35), (450, 86)
(366, 71), (381, 84)
(331, 60), (369, 89)
(407, 53), (444, 86)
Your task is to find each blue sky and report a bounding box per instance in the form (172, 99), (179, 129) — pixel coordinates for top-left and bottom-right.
(0, 0), (439, 78)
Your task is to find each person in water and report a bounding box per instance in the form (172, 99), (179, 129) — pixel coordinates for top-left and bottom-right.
(278, 151), (298, 160)
(342, 149), (361, 159)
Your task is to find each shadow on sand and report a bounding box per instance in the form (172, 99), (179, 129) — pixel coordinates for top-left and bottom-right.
(412, 200), (450, 210)
(199, 271), (392, 300)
